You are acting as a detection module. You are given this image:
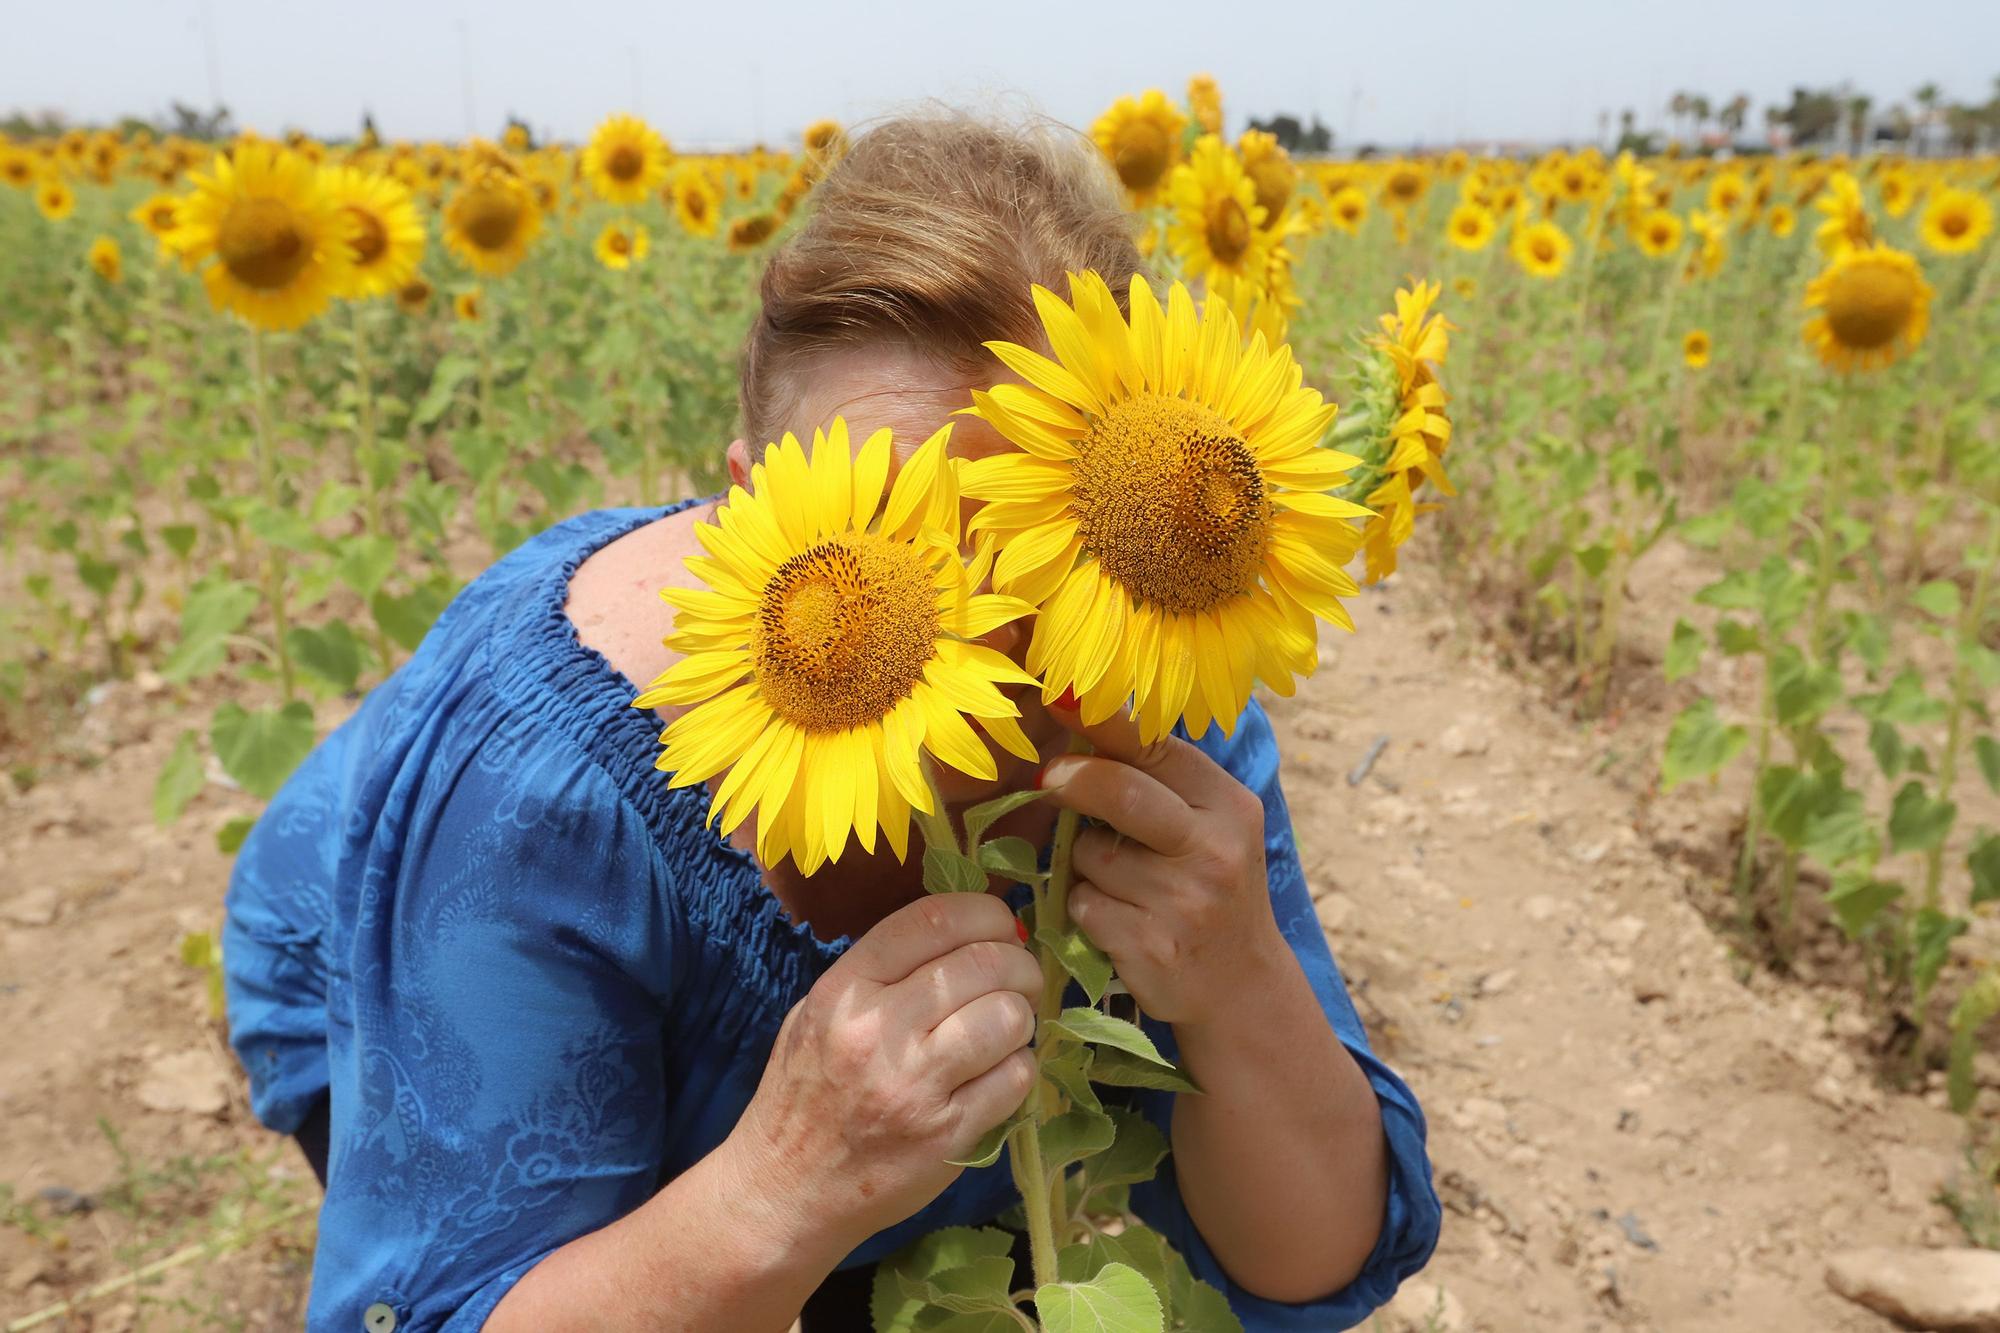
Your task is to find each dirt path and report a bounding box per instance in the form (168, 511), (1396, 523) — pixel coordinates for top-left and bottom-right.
(0, 556), (1967, 1330)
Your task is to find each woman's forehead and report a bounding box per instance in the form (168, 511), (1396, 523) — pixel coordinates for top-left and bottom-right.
(785, 343), (1019, 462)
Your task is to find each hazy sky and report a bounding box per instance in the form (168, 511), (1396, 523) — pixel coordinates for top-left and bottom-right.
(7, 1), (1998, 149)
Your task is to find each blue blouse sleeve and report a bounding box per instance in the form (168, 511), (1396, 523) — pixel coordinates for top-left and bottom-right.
(307, 722), (682, 1332)
(1123, 703), (1440, 1331)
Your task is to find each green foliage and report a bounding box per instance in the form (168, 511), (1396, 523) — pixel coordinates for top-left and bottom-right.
(209, 700), (315, 799)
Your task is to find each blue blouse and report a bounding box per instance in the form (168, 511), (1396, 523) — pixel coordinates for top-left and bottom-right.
(222, 500), (1439, 1332)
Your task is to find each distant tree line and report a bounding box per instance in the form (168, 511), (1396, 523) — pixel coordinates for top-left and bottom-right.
(1614, 78), (2000, 156)
(1243, 113), (1333, 154)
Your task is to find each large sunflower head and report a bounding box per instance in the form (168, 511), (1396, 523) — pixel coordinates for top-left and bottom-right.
(1167, 135), (1276, 285)
(1802, 242), (1933, 374)
(169, 143), (355, 330)
(323, 166), (426, 300)
(670, 164), (722, 239)
(581, 113), (671, 205)
(1918, 187), (1993, 256)
(443, 168), (543, 276)
(1091, 90), (1188, 206)
(961, 271), (1362, 744)
(1445, 202), (1496, 251)
(638, 420), (1039, 874)
(1510, 218), (1572, 278)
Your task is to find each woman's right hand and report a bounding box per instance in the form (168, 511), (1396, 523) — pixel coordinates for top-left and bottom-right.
(727, 892), (1043, 1246)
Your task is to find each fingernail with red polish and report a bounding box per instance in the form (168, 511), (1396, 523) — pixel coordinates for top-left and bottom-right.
(1016, 919), (1030, 944)
(1053, 688), (1080, 712)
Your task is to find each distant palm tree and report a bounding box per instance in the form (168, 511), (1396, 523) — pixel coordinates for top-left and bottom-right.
(1669, 92), (1690, 142)
(1847, 94), (1872, 153)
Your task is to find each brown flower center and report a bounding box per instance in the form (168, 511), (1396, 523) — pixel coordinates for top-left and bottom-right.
(1206, 197), (1252, 265)
(1113, 121), (1171, 192)
(217, 197), (311, 290)
(455, 181), (524, 251)
(607, 143), (644, 182)
(1825, 258), (1919, 350)
(753, 532), (939, 733)
(1073, 394), (1271, 614)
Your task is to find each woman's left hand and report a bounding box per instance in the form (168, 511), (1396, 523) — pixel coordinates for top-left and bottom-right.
(1035, 697), (1285, 1027)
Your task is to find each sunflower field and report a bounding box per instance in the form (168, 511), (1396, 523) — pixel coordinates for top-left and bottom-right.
(2, 70), (2000, 1324)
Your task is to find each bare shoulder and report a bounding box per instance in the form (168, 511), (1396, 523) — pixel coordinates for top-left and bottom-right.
(565, 504), (716, 712)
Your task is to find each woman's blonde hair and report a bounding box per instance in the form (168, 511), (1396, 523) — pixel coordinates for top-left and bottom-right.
(739, 111), (1144, 447)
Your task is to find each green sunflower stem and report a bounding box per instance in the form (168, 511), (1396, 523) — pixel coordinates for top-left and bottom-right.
(914, 759), (962, 859)
(247, 327), (298, 703)
(348, 304), (396, 675)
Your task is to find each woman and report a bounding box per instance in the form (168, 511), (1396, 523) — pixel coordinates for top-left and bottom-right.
(223, 112), (1440, 1332)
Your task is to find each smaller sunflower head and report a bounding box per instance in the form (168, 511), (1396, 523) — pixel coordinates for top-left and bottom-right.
(593, 221), (650, 271)
(1681, 328), (1711, 369)
(1091, 90), (1188, 205)
(582, 113), (671, 205)
(1445, 202), (1497, 252)
(454, 287), (483, 322)
(395, 275), (434, 314)
(727, 211), (781, 254)
(1511, 218), (1572, 278)
(35, 176), (76, 221)
(87, 235), (123, 284)
(1918, 187), (1993, 256)
(1802, 242), (1933, 374)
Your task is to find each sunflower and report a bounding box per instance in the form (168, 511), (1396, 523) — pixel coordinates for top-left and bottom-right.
(1237, 130), (1297, 223)
(1380, 160), (1430, 211)
(1877, 167), (1917, 218)
(1452, 275), (1478, 301)
(0, 146), (35, 189)
(670, 165), (722, 238)
(593, 221), (650, 270)
(442, 168), (542, 276)
(1091, 90), (1187, 206)
(801, 120), (848, 178)
(129, 192), (182, 241)
(1802, 243), (1933, 374)
(1813, 171), (1874, 257)
(638, 420), (1039, 874)
(1445, 202), (1496, 251)
(395, 275), (433, 314)
(582, 113), (671, 205)
(1685, 210), (1728, 280)
(1767, 202), (1798, 238)
(1327, 185), (1368, 235)
(87, 235), (123, 284)
(960, 271), (1361, 743)
(323, 167), (425, 300)
(1918, 187), (1993, 256)
(1682, 329), (1711, 369)
(1188, 74), (1224, 136)
(1511, 218), (1572, 278)
(1634, 209), (1684, 258)
(454, 287), (482, 322)
(1354, 281), (1454, 585)
(170, 143), (354, 330)
(35, 177), (75, 221)
(1167, 135), (1276, 285)
(1705, 171), (1748, 218)
(727, 211), (780, 253)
